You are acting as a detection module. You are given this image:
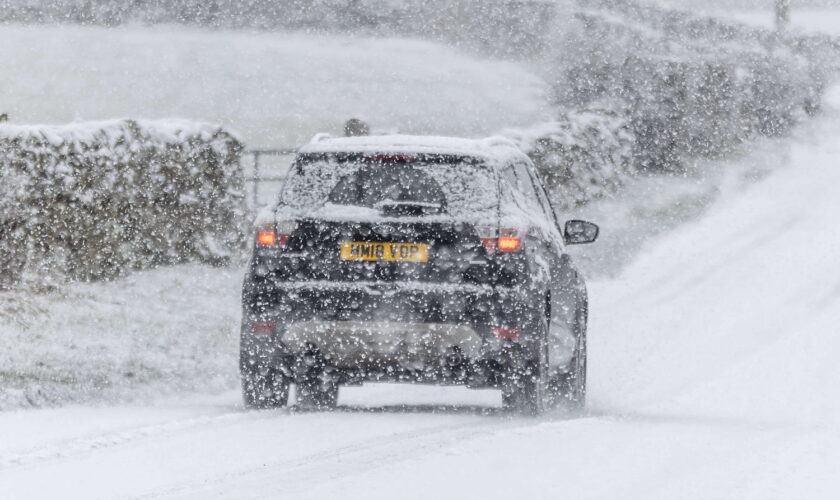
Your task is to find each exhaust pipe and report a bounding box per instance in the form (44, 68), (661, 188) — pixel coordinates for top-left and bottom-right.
(445, 346), (465, 367)
(443, 346), (469, 382)
(295, 342), (326, 379)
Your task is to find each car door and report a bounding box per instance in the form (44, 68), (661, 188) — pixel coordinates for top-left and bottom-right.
(514, 159), (581, 373)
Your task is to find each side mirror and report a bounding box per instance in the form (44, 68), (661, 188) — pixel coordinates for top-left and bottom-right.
(564, 220), (599, 245)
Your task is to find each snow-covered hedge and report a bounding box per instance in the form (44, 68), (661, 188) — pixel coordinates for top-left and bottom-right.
(502, 107), (634, 208)
(0, 119), (245, 288)
(550, 0), (838, 171)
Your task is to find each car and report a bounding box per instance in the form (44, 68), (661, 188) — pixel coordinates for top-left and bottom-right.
(240, 134), (598, 414)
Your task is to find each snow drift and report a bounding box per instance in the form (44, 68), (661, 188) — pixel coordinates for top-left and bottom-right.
(0, 119), (245, 288)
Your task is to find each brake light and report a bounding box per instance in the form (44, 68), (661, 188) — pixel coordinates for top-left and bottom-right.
(256, 221), (296, 248)
(477, 225), (523, 254)
(497, 237), (521, 252)
(250, 321), (276, 334)
(491, 327), (523, 341)
(478, 224), (497, 253)
(497, 228), (522, 252)
(363, 154), (416, 163)
(257, 231), (276, 246)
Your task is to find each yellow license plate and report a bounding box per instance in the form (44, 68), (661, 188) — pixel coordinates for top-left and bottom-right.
(340, 242), (429, 262)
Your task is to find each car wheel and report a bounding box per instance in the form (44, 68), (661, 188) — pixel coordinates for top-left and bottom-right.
(501, 318), (548, 416)
(242, 368), (290, 409)
(550, 341), (586, 412)
(549, 307), (587, 413)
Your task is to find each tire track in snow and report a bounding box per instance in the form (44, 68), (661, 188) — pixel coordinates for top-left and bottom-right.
(137, 413), (563, 500)
(0, 409), (269, 470)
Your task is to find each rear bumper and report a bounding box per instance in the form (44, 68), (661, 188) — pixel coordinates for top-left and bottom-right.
(244, 279), (538, 329)
(241, 280), (544, 384)
(283, 320), (483, 368)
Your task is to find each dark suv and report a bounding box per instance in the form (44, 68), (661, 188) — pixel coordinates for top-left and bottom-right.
(240, 135), (598, 414)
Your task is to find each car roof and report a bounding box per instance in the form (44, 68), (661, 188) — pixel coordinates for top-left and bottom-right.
(297, 134), (528, 163)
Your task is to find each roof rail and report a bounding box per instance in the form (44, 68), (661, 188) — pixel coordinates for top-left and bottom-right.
(309, 132), (332, 144)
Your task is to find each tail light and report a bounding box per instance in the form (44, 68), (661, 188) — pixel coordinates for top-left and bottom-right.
(250, 321), (276, 335)
(477, 225), (523, 254)
(497, 228), (522, 252)
(256, 221), (297, 248)
(363, 154), (416, 163)
(491, 327), (523, 341)
(478, 224), (497, 253)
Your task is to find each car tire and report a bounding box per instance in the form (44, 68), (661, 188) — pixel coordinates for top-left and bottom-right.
(501, 372), (540, 415)
(501, 318), (548, 416)
(548, 306), (587, 412)
(242, 368), (290, 409)
(548, 341), (586, 412)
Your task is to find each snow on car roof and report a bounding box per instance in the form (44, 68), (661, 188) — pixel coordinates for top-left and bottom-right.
(298, 134), (527, 162)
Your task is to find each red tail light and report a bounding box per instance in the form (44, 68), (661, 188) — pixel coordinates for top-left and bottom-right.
(478, 225), (523, 254)
(257, 230), (276, 246)
(256, 221), (296, 248)
(481, 238), (497, 252)
(250, 321), (276, 335)
(363, 154), (416, 163)
(497, 228), (522, 252)
(491, 327), (523, 341)
(478, 224), (497, 253)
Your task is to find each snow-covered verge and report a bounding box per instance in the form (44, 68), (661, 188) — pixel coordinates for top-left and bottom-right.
(562, 120), (800, 280)
(2, 86), (840, 500)
(0, 119), (245, 288)
(588, 106), (840, 425)
(0, 264), (241, 410)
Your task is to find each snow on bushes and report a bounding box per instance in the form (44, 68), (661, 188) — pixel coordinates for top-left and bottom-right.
(0, 119), (246, 288)
(503, 0), (838, 206)
(501, 107), (634, 208)
(550, 0), (838, 171)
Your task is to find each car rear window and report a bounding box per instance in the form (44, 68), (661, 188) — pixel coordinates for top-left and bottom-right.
(328, 165), (448, 216)
(279, 154), (498, 221)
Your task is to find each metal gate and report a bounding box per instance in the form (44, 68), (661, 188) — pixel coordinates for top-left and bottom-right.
(243, 148), (296, 208)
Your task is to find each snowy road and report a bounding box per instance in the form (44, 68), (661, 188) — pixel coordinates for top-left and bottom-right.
(4, 98), (840, 500)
